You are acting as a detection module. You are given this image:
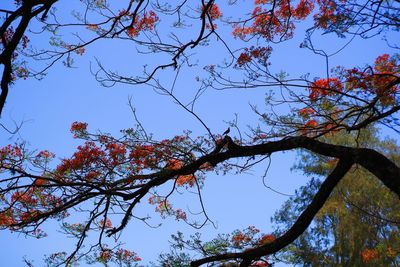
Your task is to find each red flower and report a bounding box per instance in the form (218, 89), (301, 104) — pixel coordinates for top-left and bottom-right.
(305, 119), (318, 128)
(70, 122), (88, 136)
(361, 248), (378, 263)
(176, 174), (196, 187)
(203, 3), (222, 20)
(127, 11), (158, 37)
(259, 234), (275, 245)
(99, 218), (112, 228)
(309, 78), (343, 101)
(298, 107), (315, 118)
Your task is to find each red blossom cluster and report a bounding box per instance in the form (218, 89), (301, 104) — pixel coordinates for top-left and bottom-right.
(309, 77), (343, 101)
(70, 121), (88, 132)
(343, 54), (399, 105)
(0, 210), (16, 227)
(149, 196), (170, 216)
(361, 246), (399, 263)
(224, 227), (273, 265)
(0, 122), (219, 256)
(105, 142), (127, 165)
(62, 44), (85, 55)
(0, 182), (65, 236)
(33, 177), (48, 186)
(293, 0), (315, 19)
(232, 232), (252, 247)
(127, 144), (162, 174)
(1, 26), (29, 51)
(232, 0), (353, 42)
(361, 248), (379, 263)
(0, 144), (22, 160)
(148, 195), (187, 221)
(258, 234), (276, 245)
(56, 141), (105, 175)
(115, 248), (141, 262)
(252, 133), (268, 142)
(233, 0), (315, 41)
(127, 11), (159, 37)
(166, 159), (196, 187)
(233, 6), (293, 41)
(291, 53), (399, 137)
(299, 119), (319, 135)
(11, 188), (38, 205)
(87, 24), (98, 30)
(98, 247), (141, 263)
(203, 3), (222, 20)
(298, 107), (315, 119)
(252, 261), (270, 267)
(64, 222), (85, 234)
(70, 121), (88, 138)
(231, 226), (260, 248)
(175, 208), (187, 221)
(313, 0), (347, 29)
(36, 150), (54, 160)
(99, 249), (112, 262)
(236, 46), (272, 67)
(58, 123), (202, 185)
(99, 218), (113, 229)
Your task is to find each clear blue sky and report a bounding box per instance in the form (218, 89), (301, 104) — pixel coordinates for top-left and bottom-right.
(0, 1), (397, 266)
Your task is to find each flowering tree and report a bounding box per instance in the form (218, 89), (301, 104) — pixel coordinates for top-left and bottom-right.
(0, 0), (399, 266)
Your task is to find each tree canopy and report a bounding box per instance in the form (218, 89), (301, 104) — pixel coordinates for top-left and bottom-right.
(0, 0), (399, 266)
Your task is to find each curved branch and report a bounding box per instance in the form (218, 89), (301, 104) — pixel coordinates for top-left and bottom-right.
(191, 159), (353, 266)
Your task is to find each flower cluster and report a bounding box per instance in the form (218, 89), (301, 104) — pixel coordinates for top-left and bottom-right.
(127, 11), (159, 37)
(292, 53), (399, 136)
(0, 144), (22, 161)
(99, 218), (113, 229)
(236, 46), (272, 67)
(343, 53), (399, 105)
(98, 247), (141, 264)
(233, 0), (315, 41)
(309, 77), (343, 101)
(231, 226), (260, 248)
(56, 141), (105, 175)
(70, 121), (88, 138)
(361, 246), (399, 263)
(203, 3), (222, 20)
(298, 107), (315, 119)
(148, 195), (187, 221)
(166, 159), (196, 187)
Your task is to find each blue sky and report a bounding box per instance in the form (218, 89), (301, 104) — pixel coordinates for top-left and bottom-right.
(0, 1), (398, 266)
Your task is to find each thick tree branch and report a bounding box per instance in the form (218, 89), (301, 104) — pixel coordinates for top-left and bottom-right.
(191, 159), (353, 266)
(0, 0), (57, 116)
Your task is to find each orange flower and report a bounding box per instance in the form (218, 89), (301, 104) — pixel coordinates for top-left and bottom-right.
(70, 121), (87, 132)
(0, 211), (16, 227)
(176, 174), (196, 186)
(87, 24), (98, 30)
(166, 159), (183, 170)
(203, 3), (222, 20)
(259, 234), (275, 245)
(126, 11), (158, 38)
(34, 178), (48, 186)
(99, 218), (112, 228)
(99, 250), (111, 262)
(309, 78), (343, 101)
(305, 119), (318, 128)
(361, 248), (379, 263)
(298, 107), (315, 118)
